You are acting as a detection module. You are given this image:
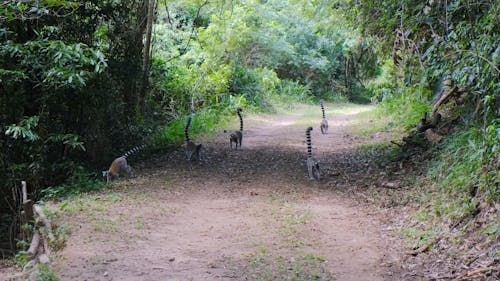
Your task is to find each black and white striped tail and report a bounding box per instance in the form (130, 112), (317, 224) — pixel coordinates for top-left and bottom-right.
(123, 144), (146, 158)
(306, 126), (313, 158)
(237, 107), (243, 132)
(320, 100), (326, 119)
(237, 107), (243, 145)
(185, 115), (192, 143)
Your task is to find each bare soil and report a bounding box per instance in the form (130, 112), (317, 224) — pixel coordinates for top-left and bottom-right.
(46, 104), (411, 280)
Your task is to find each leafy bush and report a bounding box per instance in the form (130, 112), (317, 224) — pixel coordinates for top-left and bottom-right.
(41, 167), (104, 200)
(266, 80), (315, 111)
(376, 85), (432, 129)
(151, 106), (234, 148)
(0, 0), (157, 253)
(231, 66), (280, 110)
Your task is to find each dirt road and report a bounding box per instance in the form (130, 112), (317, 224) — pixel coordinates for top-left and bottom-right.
(51, 103), (405, 280)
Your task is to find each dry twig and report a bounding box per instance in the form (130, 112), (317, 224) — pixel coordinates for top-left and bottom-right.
(407, 236), (441, 256)
(466, 266), (500, 277)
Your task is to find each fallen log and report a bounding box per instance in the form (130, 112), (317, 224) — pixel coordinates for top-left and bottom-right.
(454, 265), (500, 279)
(19, 181), (55, 273)
(432, 86), (467, 116)
(33, 204), (55, 242)
(26, 231), (41, 258)
(21, 181), (34, 222)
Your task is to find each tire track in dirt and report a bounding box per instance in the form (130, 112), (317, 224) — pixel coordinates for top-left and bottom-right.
(51, 104), (403, 281)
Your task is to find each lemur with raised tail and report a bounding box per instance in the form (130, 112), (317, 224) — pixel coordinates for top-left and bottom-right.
(227, 107), (243, 149)
(306, 127), (320, 180)
(185, 114), (203, 161)
(320, 100), (328, 134)
(103, 144), (146, 183)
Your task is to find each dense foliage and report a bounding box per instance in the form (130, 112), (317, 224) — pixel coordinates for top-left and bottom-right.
(342, 0), (499, 238)
(1, 0), (152, 250)
(151, 0), (379, 114)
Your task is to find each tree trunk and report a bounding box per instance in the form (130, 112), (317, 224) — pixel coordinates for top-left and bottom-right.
(139, 0), (156, 114)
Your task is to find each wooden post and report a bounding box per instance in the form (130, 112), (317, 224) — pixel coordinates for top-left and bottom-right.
(21, 181), (34, 222)
(19, 181), (34, 245)
(22, 181), (27, 202)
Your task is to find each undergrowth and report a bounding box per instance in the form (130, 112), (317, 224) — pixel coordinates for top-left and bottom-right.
(376, 85), (432, 130)
(350, 97), (498, 262)
(36, 264), (59, 281)
(368, 63), (499, 243)
(151, 105), (234, 148)
(418, 127), (499, 232)
(40, 167), (105, 200)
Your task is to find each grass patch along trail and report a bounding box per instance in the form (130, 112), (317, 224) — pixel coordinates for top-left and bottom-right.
(50, 103), (407, 281)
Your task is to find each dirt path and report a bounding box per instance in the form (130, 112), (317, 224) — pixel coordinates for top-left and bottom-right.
(50, 104), (405, 280)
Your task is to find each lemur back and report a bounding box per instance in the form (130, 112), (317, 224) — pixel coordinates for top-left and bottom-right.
(185, 115), (202, 161)
(306, 127), (320, 180)
(320, 100), (328, 134)
(228, 107), (243, 149)
(103, 144), (146, 183)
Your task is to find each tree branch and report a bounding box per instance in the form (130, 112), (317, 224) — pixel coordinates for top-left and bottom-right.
(167, 0), (209, 62)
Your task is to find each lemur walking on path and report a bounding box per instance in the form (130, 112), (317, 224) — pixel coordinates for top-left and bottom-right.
(306, 127), (320, 180)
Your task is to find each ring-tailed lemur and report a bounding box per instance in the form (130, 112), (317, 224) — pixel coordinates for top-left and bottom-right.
(185, 114), (202, 161)
(320, 100), (328, 134)
(102, 144), (146, 183)
(228, 107), (243, 149)
(306, 127), (320, 180)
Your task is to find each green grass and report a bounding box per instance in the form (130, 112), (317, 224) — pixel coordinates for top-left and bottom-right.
(93, 218), (119, 233)
(481, 222), (500, 240)
(289, 102), (375, 128)
(36, 264), (59, 281)
(242, 251), (334, 281)
(424, 128), (498, 224)
(134, 221), (145, 230)
(402, 227), (437, 249)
